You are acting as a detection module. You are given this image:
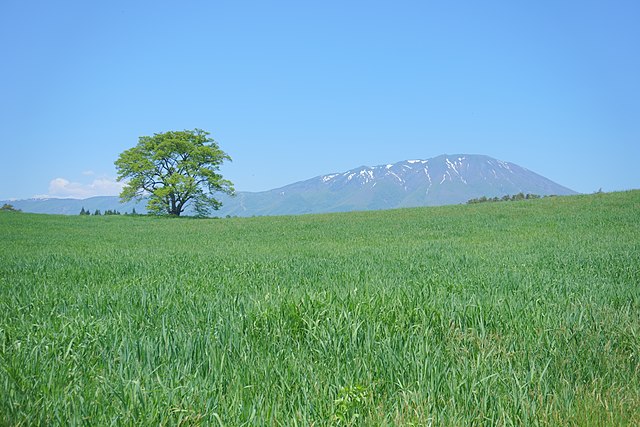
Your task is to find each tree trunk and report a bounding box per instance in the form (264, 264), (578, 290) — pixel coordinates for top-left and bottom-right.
(169, 194), (180, 216)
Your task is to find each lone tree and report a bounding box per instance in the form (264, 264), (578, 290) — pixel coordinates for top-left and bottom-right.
(1, 203), (21, 212)
(115, 129), (234, 216)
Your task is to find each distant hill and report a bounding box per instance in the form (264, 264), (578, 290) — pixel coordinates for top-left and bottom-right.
(1, 196), (147, 216)
(3, 154), (578, 216)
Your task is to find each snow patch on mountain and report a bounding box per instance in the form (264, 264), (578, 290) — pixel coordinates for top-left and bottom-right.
(322, 173), (340, 183)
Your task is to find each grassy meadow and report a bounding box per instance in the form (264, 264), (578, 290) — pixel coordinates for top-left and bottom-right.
(1, 191), (639, 425)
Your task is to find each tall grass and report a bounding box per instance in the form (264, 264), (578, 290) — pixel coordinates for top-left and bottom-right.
(1, 191), (639, 425)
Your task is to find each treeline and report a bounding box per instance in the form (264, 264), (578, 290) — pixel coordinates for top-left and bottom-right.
(467, 193), (547, 204)
(79, 207), (140, 216)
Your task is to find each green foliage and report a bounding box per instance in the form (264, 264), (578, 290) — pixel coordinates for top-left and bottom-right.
(333, 384), (372, 425)
(115, 129), (234, 216)
(0, 203), (20, 212)
(1, 191), (639, 425)
(468, 192), (542, 204)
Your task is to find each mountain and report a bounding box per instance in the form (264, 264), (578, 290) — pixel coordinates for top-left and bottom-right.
(214, 154), (578, 216)
(1, 196), (147, 216)
(2, 154), (578, 217)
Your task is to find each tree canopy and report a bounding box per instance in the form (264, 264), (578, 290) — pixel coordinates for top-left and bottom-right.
(115, 129), (234, 216)
(1, 203), (21, 212)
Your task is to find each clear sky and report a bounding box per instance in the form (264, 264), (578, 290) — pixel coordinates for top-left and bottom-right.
(1, 0), (638, 200)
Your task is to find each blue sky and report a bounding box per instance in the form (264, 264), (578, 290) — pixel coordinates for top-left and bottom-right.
(1, 0), (638, 200)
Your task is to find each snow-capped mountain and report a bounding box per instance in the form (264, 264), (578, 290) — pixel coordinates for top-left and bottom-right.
(2, 154), (578, 217)
(216, 154), (577, 216)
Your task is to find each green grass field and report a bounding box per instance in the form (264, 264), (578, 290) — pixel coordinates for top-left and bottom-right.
(1, 191), (639, 425)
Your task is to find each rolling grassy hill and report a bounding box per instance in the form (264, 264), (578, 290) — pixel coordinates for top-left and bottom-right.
(1, 191), (638, 425)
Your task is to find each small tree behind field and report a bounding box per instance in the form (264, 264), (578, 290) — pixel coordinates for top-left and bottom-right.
(0, 204), (20, 212)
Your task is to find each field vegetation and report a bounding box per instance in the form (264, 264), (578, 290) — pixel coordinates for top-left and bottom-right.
(1, 190), (639, 425)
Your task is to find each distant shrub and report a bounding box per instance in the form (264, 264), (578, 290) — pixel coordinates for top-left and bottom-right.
(467, 193), (544, 204)
(0, 203), (21, 212)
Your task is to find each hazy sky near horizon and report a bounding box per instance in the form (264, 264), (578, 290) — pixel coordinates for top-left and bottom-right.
(1, 0), (639, 200)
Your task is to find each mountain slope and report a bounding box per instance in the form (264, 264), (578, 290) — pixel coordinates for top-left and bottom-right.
(1, 196), (147, 215)
(215, 154), (577, 216)
(3, 154), (578, 216)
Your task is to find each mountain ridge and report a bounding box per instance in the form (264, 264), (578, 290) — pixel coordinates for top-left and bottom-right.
(2, 154), (578, 216)
(216, 154), (577, 216)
